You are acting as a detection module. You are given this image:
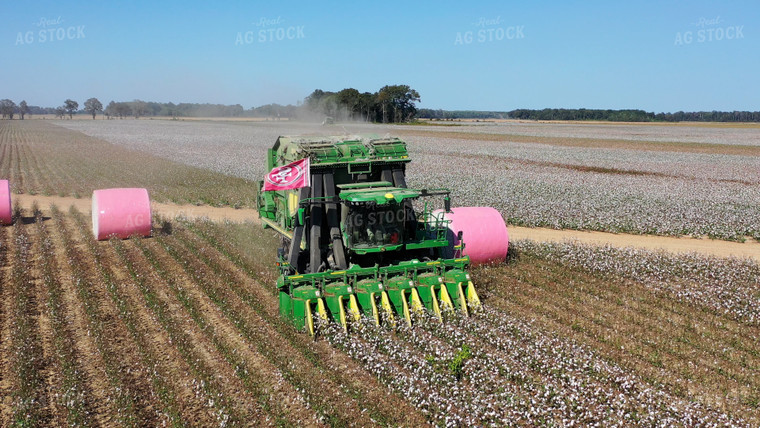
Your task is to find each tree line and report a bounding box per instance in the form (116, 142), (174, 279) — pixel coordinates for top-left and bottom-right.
(101, 100), (302, 119)
(1, 84), (422, 123)
(419, 108), (760, 123)
(418, 109), (509, 120)
(0, 98), (103, 119)
(303, 85), (421, 123)
(7, 93), (758, 123)
(0, 99), (29, 119)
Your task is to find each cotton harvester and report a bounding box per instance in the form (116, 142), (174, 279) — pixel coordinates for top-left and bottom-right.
(257, 135), (509, 335)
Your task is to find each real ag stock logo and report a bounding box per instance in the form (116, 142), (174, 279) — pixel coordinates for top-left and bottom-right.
(674, 16), (744, 46)
(454, 16), (525, 45)
(14, 16), (85, 45)
(235, 16), (305, 45)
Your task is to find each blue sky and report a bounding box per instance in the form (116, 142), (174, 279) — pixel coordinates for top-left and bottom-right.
(1, 0), (757, 112)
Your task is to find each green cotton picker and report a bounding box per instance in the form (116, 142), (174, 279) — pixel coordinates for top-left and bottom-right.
(257, 135), (509, 335)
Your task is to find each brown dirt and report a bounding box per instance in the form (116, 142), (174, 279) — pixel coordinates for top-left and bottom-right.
(509, 226), (760, 262)
(16, 193), (760, 263)
(15, 193), (259, 223)
(0, 226), (13, 427)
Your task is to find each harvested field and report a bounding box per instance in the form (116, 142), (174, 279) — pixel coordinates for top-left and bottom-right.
(0, 120), (257, 207)
(0, 203), (757, 426)
(1, 119), (759, 425)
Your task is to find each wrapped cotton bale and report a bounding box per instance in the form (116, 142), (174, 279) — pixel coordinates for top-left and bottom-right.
(0, 180), (11, 225)
(92, 188), (152, 240)
(434, 207), (509, 265)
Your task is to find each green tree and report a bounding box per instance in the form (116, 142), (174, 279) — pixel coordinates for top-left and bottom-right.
(84, 97), (103, 119)
(131, 99), (148, 118)
(376, 89), (390, 123)
(114, 102), (131, 118)
(358, 92), (376, 122)
(318, 93), (339, 118)
(337, 88), (360, 120)
(64, 99), (78, 119)
(0, 99), (17, 119)
(104, 100), (116, 119)
(304, 89), (327, 110)
(18, 100), (29, 120)
(377, 85), (420, 123)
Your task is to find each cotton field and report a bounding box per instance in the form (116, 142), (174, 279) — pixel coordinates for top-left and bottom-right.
(56, 119), (760, 240)
(2, 119), (759, 426)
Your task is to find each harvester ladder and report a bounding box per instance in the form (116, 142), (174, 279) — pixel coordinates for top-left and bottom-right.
(323, 173), (347, 269)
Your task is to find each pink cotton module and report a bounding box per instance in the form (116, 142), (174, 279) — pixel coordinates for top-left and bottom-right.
(0, 180), (11, 225)
(435, 207), (509, 265)
(91, 188), (152, 240)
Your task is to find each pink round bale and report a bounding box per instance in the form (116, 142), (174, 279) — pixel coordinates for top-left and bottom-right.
(435, 207), (509, 265)
(92, 188), (152, 240)
(0, 180), (11, 225)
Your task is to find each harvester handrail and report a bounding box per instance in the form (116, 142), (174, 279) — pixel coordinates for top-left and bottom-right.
(296, 188), (450, 207)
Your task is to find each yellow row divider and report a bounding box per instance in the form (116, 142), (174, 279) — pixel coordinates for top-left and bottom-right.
(305, 299), (315, 336)
(457, 282), (469, 317)
(370, 292), (380, 325)
(430, 285), (442, 322)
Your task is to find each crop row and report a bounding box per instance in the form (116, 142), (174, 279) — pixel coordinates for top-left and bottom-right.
(2, 203), (436, 426)
(3, 200), (756, 425)
(322, 307), (745, 426)
(158, 220), (428, 426)
(478, 240), (760, 423)
(513, 240), (760, 325)
(172, 217), (753, 426)
(7, 211), (48, 426)
(34, 207), (93, 426)
(0, 120), (259, 206)
(54, 206), (165, 426)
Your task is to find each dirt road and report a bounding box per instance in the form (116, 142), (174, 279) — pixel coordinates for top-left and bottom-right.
(14, 193), (760, 262)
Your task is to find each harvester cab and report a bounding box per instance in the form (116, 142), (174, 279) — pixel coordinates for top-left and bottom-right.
(258, 135), (508, 335)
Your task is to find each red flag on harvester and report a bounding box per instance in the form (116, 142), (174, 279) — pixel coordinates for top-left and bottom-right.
(263, 158), (311, 191)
